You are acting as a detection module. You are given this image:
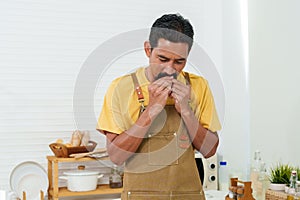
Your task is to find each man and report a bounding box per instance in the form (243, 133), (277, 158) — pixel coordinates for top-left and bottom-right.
(97, 13), (221, 200)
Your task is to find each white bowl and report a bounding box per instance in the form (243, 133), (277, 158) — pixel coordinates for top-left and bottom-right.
(269, 183), (286, 191)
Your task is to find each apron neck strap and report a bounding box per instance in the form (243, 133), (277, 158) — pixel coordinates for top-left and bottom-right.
(183, 72), (191, 85)
(131, 73), (145, 108)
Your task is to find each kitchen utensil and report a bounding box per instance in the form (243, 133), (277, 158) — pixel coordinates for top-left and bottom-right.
(59, 166), (103, 192)
(10, 161), (48, 200)
(89, 152), (109, 159)
(69, 148), (107, 159)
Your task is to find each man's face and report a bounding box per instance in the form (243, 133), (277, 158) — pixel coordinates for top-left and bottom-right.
(145, 38), (189, 81)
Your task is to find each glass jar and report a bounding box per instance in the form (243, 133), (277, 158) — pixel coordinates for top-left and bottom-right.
(109, 164), (123, 188)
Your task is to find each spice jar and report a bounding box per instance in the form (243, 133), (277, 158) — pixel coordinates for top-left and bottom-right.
(109, 164), (123, 188)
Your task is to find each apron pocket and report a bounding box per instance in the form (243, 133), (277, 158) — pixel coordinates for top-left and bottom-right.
(148, 133), (179, 166)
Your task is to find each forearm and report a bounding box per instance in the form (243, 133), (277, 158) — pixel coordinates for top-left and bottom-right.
(106, 105), (161, 165)
(181, 107), (219, 158)
(106, 132), (144, 165)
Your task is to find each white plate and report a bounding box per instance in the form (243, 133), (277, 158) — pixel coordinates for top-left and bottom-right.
(10, 161), (48, 200)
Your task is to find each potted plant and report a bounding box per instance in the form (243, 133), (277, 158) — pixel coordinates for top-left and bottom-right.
(268, 163), (292, 191)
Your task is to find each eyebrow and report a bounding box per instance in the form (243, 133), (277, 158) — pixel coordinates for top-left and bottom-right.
(158, 55), (186, 62)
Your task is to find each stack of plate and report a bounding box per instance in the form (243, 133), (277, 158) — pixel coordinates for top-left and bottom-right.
(10, 161), (48, 200)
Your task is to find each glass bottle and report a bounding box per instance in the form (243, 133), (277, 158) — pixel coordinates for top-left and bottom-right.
(218, 161), (229, 191)
(258, 162), (270, 200)
(251, 150), (263, 199)
(109, 164), (123, 188)
(288, 170), (298, 195)
(252, 150), (262, 172)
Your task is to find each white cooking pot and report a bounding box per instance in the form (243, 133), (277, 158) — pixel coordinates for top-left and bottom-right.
(59, 166), (103, 192)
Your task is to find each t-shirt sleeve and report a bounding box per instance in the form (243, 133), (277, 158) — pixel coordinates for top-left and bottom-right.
(96, 79), (124, 135)
(193, 79), (221, 133)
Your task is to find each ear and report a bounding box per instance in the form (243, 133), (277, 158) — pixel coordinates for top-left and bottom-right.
(144, 41), (152, 58)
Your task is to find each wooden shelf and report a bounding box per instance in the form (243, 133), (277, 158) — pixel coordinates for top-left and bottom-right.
(48, 185), (123, 197)
(47, 155), (110, 162)
(47, 155), (122, 200)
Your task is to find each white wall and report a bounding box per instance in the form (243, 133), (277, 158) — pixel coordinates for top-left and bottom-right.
(249, 0), (300, 168)
(220, 0), (250, 179)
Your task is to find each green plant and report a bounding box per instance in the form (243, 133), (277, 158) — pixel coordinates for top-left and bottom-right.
(269, 163), (293, 184)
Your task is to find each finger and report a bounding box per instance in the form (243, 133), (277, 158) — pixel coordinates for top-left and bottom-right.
(155, 75), (174, 82)
(171, 85), (185, 97)
(153, 80), (173, 92)
(172, 82), (190, 97)
(171, 93), (181, 105)
(153, 85), (172, 97)
(154, 78), (173, 87)
(171, 80), (188, 90)
(171, 79), (184, 87)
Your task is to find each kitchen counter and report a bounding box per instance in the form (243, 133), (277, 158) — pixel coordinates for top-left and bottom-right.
(205, 190), (228, 199)
(58, 190), (228, 200)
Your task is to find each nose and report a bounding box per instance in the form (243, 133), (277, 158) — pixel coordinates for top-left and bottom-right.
(164, 64), (177, 74)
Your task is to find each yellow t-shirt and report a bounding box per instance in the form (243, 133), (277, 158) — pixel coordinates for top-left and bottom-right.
(96, 67), (221, 134)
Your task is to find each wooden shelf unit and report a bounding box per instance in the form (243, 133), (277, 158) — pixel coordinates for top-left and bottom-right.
(47, 156), (123, 200)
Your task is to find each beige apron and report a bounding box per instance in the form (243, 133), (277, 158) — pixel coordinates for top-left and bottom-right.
(121, 73), (205, 200)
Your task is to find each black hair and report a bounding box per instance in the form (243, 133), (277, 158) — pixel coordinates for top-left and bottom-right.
(149, 13), (194, 51)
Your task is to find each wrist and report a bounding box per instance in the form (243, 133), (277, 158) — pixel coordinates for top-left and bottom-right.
(180, 103), (193, 116)
(145, 103), (164, 119)
(136, 103), (163, 127)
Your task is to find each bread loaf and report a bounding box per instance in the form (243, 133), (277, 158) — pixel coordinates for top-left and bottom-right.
(70, 130), (82, 147)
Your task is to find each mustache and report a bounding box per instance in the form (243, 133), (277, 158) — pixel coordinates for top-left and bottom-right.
(154, 72), (178, 80)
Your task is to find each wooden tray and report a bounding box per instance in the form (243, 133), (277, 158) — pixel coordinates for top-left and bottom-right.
(49, 141), (97, 158)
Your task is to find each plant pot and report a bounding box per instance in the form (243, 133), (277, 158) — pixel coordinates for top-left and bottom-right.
(59, 166), (103, 192)
(269, 183), (286, 191)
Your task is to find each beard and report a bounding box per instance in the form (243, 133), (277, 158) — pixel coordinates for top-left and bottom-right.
(154, 72), (178, 80)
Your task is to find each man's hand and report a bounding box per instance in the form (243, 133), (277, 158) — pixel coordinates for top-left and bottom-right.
(170, 79), (191, 114)
(148, 76), (173, 111)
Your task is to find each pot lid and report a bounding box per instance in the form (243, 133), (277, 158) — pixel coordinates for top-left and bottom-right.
(63, 170), (100, 176)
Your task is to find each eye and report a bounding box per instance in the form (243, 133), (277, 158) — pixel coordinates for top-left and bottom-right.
(159, 58), (168, 62)
(175, 60), (185, 64)
(158, 56), (169, 62)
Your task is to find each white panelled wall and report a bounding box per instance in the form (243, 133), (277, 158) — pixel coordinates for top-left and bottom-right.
(249, 0), (300, 168)
(0, 0), (253, 192)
